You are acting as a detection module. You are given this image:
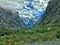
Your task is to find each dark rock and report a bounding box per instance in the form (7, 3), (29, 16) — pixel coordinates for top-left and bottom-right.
(39, 0), (60, 25)
(0, 6), (22, 28)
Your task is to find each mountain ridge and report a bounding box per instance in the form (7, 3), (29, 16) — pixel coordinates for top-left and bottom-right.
(39, 0), (60, 25)
(0, 0), (60, 28)
(0, 6), (23, 28)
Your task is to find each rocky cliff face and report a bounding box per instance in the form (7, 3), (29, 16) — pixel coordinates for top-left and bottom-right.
(39, 0), (60, 25)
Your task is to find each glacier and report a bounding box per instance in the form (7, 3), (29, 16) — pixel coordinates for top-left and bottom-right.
(0, 0), (51, 27)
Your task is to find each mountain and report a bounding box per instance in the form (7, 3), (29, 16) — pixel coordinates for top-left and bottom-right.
(39, 0), (60, 25)
(0, 6), (23, 28)
(0, 0), (60, 28)
(0, 0), (60, 44)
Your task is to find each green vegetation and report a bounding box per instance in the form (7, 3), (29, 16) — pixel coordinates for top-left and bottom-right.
(0, 0), (60, 45)
(0, 21), (60, 45)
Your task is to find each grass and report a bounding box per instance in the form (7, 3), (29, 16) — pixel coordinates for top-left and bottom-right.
(0, 0), (60, 45)
(0, 22), (60, 45)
